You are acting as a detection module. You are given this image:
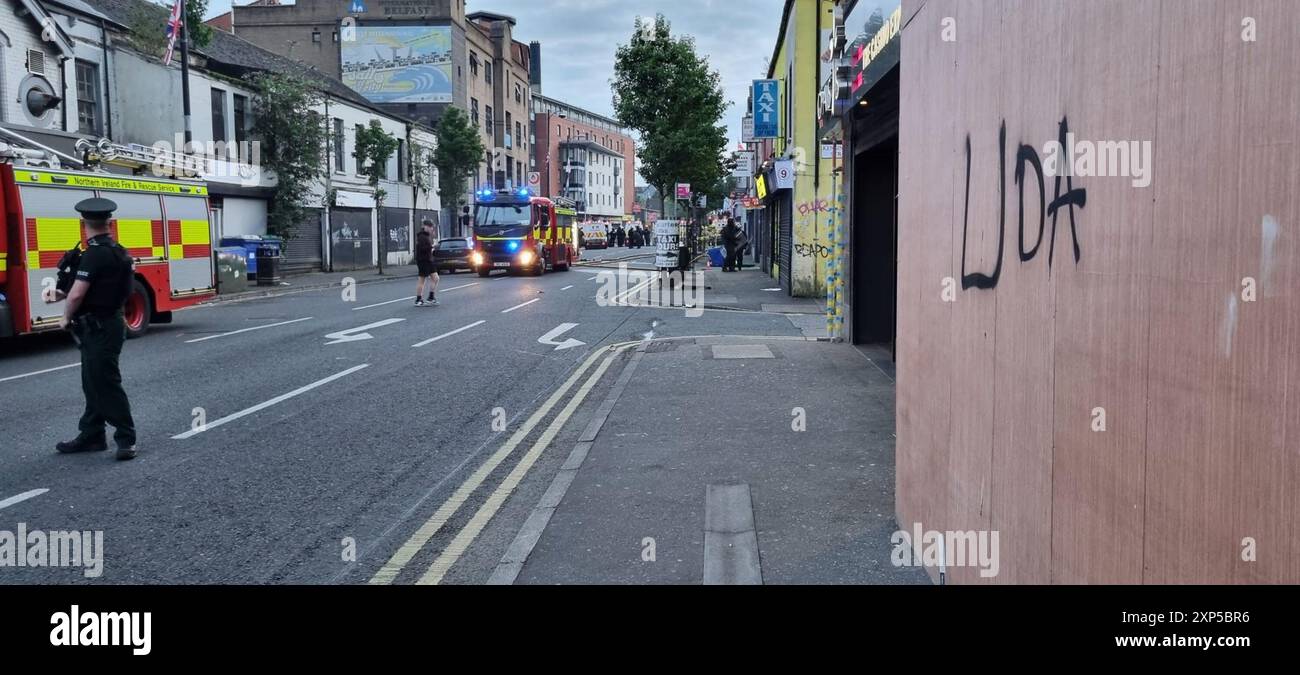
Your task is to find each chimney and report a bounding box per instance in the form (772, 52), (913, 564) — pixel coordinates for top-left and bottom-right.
(529, 41), (542, 93)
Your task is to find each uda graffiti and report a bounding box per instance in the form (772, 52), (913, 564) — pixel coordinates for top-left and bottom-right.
(961, 117), (1088, 291)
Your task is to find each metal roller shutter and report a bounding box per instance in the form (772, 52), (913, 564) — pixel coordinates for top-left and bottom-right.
(778, 195), (793, 294)
(282, 208), (323, 273)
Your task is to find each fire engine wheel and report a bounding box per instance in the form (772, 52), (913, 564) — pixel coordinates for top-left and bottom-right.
(124, 279), (152, 339)
(478, 269), (492, 278)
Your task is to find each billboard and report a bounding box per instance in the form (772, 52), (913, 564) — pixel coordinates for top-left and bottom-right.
(342, 26), (453, 104)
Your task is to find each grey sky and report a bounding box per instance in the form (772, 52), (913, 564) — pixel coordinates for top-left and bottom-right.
(202, 1), (785, 158)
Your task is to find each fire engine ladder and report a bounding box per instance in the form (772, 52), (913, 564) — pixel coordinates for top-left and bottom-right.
(0, 126), (84, 169)
(74, 137), (204, 178)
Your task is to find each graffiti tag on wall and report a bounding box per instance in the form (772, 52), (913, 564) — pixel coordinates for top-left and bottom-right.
(961, 117), (1087, 290)
(795, 242), (834, 258)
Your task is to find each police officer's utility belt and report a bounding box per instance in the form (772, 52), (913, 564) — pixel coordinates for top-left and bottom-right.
(74, 309), (123, 328)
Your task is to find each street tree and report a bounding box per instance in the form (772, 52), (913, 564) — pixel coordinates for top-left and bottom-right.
(433, 108), (485, 233)
(247, 71), (325, 241)
(355, 120), (400, 274)
(613, 14), (730, 220)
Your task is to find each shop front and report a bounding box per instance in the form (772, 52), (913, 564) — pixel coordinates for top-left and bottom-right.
(827, 0), (901, 350)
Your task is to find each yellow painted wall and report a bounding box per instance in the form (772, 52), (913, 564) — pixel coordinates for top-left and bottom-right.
(780, 0), (841, 299)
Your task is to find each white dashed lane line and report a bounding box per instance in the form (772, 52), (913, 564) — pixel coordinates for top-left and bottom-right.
(0, 489), (49, 511)
(0, 364), (79, 383)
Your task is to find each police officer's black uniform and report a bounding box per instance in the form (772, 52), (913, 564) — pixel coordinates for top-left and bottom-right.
(55, 197), (138, 460)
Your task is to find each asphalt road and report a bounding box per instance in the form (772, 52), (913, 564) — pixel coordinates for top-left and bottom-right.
(0, 247), (800, 584)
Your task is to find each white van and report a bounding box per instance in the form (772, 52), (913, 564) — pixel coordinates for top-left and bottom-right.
(580, 222), (608, 249)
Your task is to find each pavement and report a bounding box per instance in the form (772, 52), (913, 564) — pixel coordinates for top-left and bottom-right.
(0, 244), (924, 585)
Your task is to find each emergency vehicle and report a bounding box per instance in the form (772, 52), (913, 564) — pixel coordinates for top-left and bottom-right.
(0, 135), (215, 339)
(469, 187), (577, 276)
(579, 221), (608, 249)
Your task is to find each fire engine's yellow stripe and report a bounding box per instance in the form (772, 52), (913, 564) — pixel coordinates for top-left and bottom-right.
(14, 169), (208, 196)
(0, 258), (7, 272)
(180, 219), (210, 245)
(169, 245), (183, 259)
(36, 218), (83, 259)
(116, 219), (153, 250)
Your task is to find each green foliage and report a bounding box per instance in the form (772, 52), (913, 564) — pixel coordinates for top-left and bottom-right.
(432, 107), (485, 209)
(613, 14), (730, 209)
(408, 142), (434, 204)
(247, 71), (325, 240)
(355, 120), (399, 192)
(186, 0), (214, 49)
(124, 0), (212, 57)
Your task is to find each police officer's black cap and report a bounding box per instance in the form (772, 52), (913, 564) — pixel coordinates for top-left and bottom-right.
(74, 197), (117, 221)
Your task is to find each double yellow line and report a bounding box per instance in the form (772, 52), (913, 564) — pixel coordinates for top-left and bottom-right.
(370, 340), (639, 585)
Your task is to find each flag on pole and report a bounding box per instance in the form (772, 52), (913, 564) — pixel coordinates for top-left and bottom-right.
(163, 0), (184, 66)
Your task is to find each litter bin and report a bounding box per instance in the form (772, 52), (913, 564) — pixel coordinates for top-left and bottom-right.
(255, 242), (283, 286)
(707, 246), (726, 268)
(220, 235), (283, 279)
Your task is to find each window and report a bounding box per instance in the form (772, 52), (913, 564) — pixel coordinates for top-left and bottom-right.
(312, 29), (321, 43)
(333, 119), (345, 172)
(470, 52), (479, 76)
(355, 124), (364, 174)
(397, 140), (405, 182)
(74, 60), (101, 135)
(233, 94), (249, 161)
(485, 105), (493, 135)
(515, 83), (522, 104)
(515, 122), (522, 145)
(210, 88), (227, 143)
(485, 62), (492, 85)
(471, 98), (479, 126)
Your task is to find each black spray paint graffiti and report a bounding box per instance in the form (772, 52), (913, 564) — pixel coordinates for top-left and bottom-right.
(961, 117), (1087, 290)
(795, 242), (833, 259)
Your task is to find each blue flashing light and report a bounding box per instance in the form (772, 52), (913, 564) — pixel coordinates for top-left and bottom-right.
(507, 240), (520, 252)
(516, 187), (531, 199)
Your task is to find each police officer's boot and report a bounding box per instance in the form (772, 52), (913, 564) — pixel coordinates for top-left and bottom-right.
(116, 445), (138, 461)
(56, 435), (108, 454)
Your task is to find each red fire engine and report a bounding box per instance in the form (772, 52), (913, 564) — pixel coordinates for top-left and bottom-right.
(469, 187), (577, 277)
(0, 136), (215, 339)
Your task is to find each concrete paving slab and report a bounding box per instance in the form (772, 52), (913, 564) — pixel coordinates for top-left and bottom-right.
(711, 344), (776, 359)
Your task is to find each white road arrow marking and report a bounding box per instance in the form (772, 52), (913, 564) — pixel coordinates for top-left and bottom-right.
(325, 318), (406, 345)
(538, 323), (585, 351)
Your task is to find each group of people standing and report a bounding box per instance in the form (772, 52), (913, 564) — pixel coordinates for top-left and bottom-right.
(720, 218), (749, 272)
(608, 223), (652, 249)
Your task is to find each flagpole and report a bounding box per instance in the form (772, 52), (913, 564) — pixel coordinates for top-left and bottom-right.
(179, 0), (193, 151)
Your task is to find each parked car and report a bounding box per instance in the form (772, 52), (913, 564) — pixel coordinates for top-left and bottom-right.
(434, 237), (473, 274)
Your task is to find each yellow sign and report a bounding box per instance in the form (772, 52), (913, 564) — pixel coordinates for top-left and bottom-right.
(15, 170), (209, 196)
(756, 174), (768, 200)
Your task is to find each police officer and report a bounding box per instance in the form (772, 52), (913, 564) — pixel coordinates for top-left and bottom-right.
(45, 197), (138, 460)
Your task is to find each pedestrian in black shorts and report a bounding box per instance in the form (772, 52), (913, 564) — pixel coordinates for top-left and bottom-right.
(414, 220), (439, 306)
